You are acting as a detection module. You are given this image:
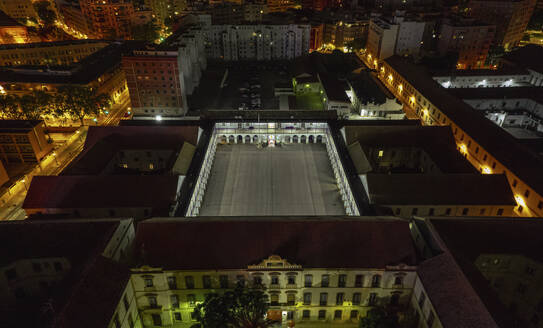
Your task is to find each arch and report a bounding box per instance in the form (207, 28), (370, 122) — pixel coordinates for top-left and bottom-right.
(245, 135), (251, 143)
(309, 135), (315, 143)
(253, 135), (259, 143)
(220, 135), (227, 143)
(237, 135), (243, 143)
(293, 135), (299, 143)
(301, 135), (307, 143)
(284, 136), (291, 143)
(228, 135), (235, 143)
(317, 135), (323, 143)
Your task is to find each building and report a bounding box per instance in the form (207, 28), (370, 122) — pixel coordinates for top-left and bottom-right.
(0, 0), (38, 22)
(302, 0), (328, 11)
(206, 24), (311, 61)
(266, 0), (297, 13)
(344, 124), (516, 216)
(0, 218), (137, 327)
(122, 48), (189, 117)
(0, 120), (53, 164)
(437, 17), (495, 69)
(310, 23), (324, 51)
(364, 54), (543, 217)
(244, 3), (268, 22)
(0, 10), (28, 44)
(79, 0), (137, 39)
(57, 0), (92, 37)
(500, 44), (543, 87)
(468, 0), (536, 50)
(367, 17), (399, 62)
(23, 125), (199, 218)
(132, 217), (419, 327)
(0, 40), (109, 67)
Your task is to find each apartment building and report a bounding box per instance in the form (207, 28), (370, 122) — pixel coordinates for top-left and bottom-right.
(364, 54), (543, 217)
(58, 1), (92, 37)
(366, 13), (425, 62)
(0, 0), (38, 21)
(79, 0), (137, 39)
(468, 0), (536, 50)
(144, 0), (188, 24)
(437, 17), (495, 69)
(266, 0), (297, 13)
(122, 48), (188, 116)
(0, 40), (109, 66)
(0, 120), (53, 164)
(206, 24), (310, 61)
(0, 10), (28, 44)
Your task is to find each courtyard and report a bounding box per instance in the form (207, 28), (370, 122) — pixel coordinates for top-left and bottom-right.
(200, 143), (344, 216)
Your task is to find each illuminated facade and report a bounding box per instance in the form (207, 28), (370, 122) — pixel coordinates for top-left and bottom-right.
(0, 10), (28, 44)
(0, 0), (38, 22)
(0, 40), (109, 67)
(0, 120), (53, 164)
(362, 54), (543, 217)
(79, 0), (137, 39)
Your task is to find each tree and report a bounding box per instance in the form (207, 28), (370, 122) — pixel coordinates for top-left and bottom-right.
(0, 95), (20, 119)
(18, 94), (42, 120)
(34, 1), (56, 26)
(132, 22), (160, 42)
(346, 37), (367, 52)
(359, 307), (399, 328)
(56, 85), (110, 125)
(485, 45), (505, 67)
(194, 283), (272, 328)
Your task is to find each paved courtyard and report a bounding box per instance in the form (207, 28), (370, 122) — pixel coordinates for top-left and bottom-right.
(200, 143), (345, 216)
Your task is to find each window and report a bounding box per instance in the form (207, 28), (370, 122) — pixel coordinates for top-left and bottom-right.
(287, 311), (294, 320)
(321, 274), (329, 287)
(271, 275), (279, 285)
(304, 274), (312, 287)
(334, 310), (342, 320)
(145, 278), (153, 287)
(320, 292), (328, 306)
(32, 263), (42, 273)
(355, 275), (363, 287)
(525, 190), (530, 198)
(318, 310), (326, 319)
(287, 293), (295, 305)
(303, 292), (312, 305)
(497, 208), (504, 216)
(353, 292), (361, 305)
(446, 208), (452, 215)
(171, 294), (179, 308)
(371, 275), (381, 287)
(203, 275), (212, 288)
(151, 313), (162, 326)
(390, 293), (400, 305)
(148, 295), (158, 308)
(411, 208), (418, 215)
(123, 294), (129, 311)
(174, 312), (182, 321)
(462, 208), (469, 215)
(220, 275), (228, 288)
(427, 311), (435, 327)
(418, 291), (426, 307)
(185, 276), (195, 289)
(302, 310), (310, 319)
(336, 292), (344, 305)
(270, 293), (279, 305)
(54, 262), (63, 272)
(428, 208), (434, 216)
(167, 276), (177, 289)
(338, 274), (346, 287)
(368, 293), (377, 306)
(287, 275), (296, 285)
(513, 180), (518, 187)
(539, 201), (543, 210)
(253, 276), (262, 285)
(350, 310), (359, 319)
(187, 294), (196, 306)
(518, 205), (524, 213)
(394, 276), (403, 285)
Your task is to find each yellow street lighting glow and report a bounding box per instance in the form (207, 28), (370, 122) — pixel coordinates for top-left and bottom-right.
(482, 167), (492, 174)
(409, 96), (415, 103)
(398, 84), (403, 92)
(388, 74), (393, 81)
(459, 144), (467, 153)
(373, 60), (377, 66)
(515, 195), (526, 207)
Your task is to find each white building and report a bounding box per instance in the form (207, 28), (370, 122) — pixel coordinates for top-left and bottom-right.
(206, 24), (311, 61)
(366, 12), (425, 62)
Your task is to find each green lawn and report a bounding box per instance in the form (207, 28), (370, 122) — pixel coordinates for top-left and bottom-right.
(295, 93), (325, 110)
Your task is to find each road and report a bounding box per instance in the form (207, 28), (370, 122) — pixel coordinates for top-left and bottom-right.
(101, 91), (131, 126)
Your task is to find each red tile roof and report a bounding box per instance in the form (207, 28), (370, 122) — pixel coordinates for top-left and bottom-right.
(135, 217), (418, 270)
(23, 175), (180, 214)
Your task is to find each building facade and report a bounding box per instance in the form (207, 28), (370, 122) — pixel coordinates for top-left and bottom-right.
(79, 0), (137, 39)
(0, 0), (38, 21)
(206, 24), (310, 61)
(0, 120), (53, 164)
(122, 49), (188, 116)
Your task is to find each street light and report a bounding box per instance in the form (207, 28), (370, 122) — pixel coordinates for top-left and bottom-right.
(52, 152), (59, 166)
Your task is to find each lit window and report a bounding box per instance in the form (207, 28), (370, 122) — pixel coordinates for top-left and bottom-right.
(378, 150), (384, 157)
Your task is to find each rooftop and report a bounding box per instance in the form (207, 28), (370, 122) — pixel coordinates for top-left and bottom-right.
(0, 39), (109, 51)
(0, 120), (43, 133)
(363, 173), (515, 205)
(501, 44), (543, 75)
(135, 217), (418, 270)
(0, 10), (24, 28)
(384, 55), (543, 196)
